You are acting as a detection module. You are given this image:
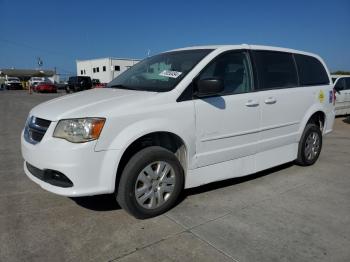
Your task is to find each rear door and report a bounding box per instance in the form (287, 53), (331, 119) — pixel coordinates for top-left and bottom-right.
(252, 51), (307, 169)
(194, 50), (260, 175)
(252, 51), (331, 170)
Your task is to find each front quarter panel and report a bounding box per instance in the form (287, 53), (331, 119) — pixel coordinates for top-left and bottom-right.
(95, 100), (196, 169)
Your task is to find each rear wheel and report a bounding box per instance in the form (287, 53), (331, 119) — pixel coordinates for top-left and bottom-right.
(296, 123), (322, 166)
(116, 146), (184, 219)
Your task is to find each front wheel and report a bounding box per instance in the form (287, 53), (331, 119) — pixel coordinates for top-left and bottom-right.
(116, 146), (184, 219)
(296, 123), (322, 166)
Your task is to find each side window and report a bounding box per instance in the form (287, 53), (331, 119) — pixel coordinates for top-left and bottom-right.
(254, 51), (298, 90)
(345, 78), (350, 90)
(198, 51), (252, 95)
(335, 78), (346, 91)
(295, 54), (329, 86)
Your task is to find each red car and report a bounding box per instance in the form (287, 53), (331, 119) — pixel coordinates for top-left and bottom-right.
(34, 82), (57, 93)
(92, 79), (106, 88)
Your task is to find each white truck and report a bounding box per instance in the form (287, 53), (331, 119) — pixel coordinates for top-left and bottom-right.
(5, 76), (22, 90)
(21, 45), (335, 218)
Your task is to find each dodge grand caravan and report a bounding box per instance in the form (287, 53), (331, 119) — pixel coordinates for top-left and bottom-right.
(21, 45), (335, 218)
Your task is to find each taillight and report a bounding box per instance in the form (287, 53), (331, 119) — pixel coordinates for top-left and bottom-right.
(333, 89), (336, 105)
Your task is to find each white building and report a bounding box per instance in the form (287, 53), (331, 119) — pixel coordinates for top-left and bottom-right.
(76, 57), (140, 84)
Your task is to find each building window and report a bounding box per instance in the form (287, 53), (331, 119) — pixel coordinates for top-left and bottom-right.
(84, 70), (86, 74)
(80, 70), (83, 75)
(93, 68), (96, 73)
(115, 65), (120, 71)
(103, 66), (106, 72)
(96, 67), (99, 73)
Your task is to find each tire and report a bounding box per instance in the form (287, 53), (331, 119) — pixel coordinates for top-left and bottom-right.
(296, 123), (322, 166)
(116, 146), (184, 219)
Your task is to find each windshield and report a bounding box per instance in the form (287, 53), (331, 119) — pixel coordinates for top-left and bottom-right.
(108, 49), (213, 92)
(8, 77), (19, 81)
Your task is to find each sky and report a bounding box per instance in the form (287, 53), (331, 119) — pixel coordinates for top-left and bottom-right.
(0, 0), (349, 76)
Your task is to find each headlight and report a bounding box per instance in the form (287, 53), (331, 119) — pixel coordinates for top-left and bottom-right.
(53, 118), (105, 143)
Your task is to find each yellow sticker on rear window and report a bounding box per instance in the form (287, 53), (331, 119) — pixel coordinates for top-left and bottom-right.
(318, 90), (325, 103)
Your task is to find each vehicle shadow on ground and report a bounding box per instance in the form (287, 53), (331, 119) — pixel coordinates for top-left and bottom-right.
(70, 162), (294, 212)
(70, 194), (121, 211)
(342, 116), (350, 124)
(181, 162), (294, 200)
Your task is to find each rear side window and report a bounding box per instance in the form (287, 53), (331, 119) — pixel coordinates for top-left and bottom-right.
(335, 78), (346, 91)
(253, 51), (298, 90)
(294, 54), (329, 86)
(345, 78), (350, 90)
(69, 77), (77, 83)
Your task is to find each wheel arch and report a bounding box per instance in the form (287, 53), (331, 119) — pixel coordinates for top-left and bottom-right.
(298, 108), (326, 140)
(114, 130), (189, 194)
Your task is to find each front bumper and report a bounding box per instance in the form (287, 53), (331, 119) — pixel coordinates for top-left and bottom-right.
(21, 128), (121, 197)
(6, 83), (22, 89)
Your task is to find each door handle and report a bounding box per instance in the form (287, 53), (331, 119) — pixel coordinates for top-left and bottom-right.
(245, 100), (259, 107)
(264, 97), (277, 104)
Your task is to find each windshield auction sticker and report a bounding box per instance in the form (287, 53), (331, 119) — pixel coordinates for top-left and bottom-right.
(159, 70), (182, 78)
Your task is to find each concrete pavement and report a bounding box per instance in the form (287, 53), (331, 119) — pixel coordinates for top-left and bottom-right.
(1, 91), (349, 262)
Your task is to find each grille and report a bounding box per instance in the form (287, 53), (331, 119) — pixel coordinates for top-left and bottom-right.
(24, 116), (51, 144)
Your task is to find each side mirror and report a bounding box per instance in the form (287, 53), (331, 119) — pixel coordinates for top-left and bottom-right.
(195, 78), (224, 98)
(334, 87), (341, 94)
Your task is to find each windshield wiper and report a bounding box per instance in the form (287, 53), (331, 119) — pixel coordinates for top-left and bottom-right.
(108, 84), (136, 90)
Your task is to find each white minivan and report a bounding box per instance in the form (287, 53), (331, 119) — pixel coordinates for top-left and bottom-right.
(21, 45), (335, 218)
(332, 75), (350, 116)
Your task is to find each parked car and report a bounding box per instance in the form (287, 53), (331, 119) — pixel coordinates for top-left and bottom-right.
(66, 76), (92, 93)
(0, 77), (5, 90)
(22, 45), (335, 218)
(55, 81), (68, 90)
(34, 82), (57, 93)
(30, 81), (44, 90)
(29, 77), (45, 87)
(5, 77), (23, 90)
(92, 79), (106, 88)
(332, 75), (350, 116)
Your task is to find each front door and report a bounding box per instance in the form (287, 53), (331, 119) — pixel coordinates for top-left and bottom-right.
(194, 51), (260, 172)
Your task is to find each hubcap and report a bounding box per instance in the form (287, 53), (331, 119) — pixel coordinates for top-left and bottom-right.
(135, 161), (175, 209)
(304, 131), (320, 161)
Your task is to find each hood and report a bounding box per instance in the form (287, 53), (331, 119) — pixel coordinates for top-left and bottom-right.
(30, 88), (157, 121)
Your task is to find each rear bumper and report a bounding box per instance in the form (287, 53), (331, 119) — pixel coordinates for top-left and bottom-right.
(6, 83), (22, 89)
(324, 110), (335, 135)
